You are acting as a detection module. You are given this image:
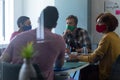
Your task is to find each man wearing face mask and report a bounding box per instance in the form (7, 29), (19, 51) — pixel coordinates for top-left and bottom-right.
(63, 15), (91, 53)
(10, 16), (32, 41)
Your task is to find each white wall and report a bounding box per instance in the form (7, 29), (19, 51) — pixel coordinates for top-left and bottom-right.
(14, 0), (120, 44)
(14, 0), (23, 30)
(55, 0), (89, 35)
(91, 0), (120, 43)
(105, 0), (120, 36)
(14, 0), (89, 35)
(91, 0), (105, 44)
(14, 0), (54, 30)
(13, 0), (98, 43)
(23, 0), (54, 29)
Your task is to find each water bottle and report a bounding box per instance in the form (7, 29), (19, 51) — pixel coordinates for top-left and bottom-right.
(82, 46), (88, 55)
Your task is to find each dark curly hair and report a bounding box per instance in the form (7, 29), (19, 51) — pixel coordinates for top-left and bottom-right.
(17, 16), (30, 28)
(96, 13), (118, 32)
(39, 6), (59, 29)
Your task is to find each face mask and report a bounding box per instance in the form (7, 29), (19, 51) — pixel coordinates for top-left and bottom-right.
(96, 24), (107, 33)
(66, 25), (75, 32)
(22, 25), (32, 31)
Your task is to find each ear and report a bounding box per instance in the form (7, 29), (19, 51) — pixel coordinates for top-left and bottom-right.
(19, 23), (24, 28)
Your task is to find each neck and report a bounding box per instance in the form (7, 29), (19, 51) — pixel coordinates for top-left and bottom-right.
(45, 28), (52, 32)
(18, 28), (23, 32)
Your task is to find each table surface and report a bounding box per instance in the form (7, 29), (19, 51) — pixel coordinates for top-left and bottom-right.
(54, 61), (89, 73)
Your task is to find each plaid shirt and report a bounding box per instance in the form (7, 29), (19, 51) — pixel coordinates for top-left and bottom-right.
(63, 28), (91, 51)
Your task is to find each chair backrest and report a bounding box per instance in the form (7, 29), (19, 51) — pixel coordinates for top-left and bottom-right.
(0, 62), (44, 80)
(109, 55), (120, 80)
(0, 48), (5, 56)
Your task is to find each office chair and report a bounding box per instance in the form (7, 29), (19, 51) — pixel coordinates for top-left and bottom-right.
(109, 55), (120, 80)
(0, 62), (44, 80)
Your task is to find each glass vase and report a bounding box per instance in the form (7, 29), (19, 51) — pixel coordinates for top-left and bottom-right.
(19, 58), (37, 80)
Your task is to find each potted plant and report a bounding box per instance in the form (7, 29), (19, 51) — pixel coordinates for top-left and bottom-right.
(19, 42), (37, 80)
(21, 42), (34, 59)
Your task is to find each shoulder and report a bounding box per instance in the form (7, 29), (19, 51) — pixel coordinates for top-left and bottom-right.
(11, 30), (35, 43)
(12, 31), (20, 34)
(75, 28), (88, 34)
(54, 33), (65, 41)
(10, 31), (20, 40)
(11, 31), (20, 37)
(18, 29), (35, 37)
(76, 28), (87, 32)
(103, 32), (114, 39)
(51, 33), (66, 46)
(100, 32), (113, 44)
(102, 32), (120, 42)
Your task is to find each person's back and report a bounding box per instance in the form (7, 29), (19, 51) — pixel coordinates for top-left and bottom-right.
(0, 6), (66, 80)
(98, 31), (120, 80)
(8, 29), (65, 80)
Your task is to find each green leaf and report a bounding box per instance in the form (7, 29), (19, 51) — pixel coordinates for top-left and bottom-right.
(21, 42), (34, 59)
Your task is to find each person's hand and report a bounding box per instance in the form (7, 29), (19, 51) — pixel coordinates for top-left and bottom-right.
(76, 48), (83, 53)
(65, 48), (71, 54)
(76, 48), (92, 53)
(63, 30), (72, 38)
(69, 54), (78, 60)
(64, 29), (72, 35)
(87, 48), (92, 53)
(66, 54), (80, 62)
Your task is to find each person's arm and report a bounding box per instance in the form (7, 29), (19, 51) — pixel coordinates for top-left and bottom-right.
(0, 44), (13, 62)
(55, 56), (64, 68)
(62, 30), (71, 39)
(63, 30), (73, 54)
(55, 36), (66, 68)
(70, 36), (110, 63)
(82, 30), (92, 52)
(69, 54), (89, 62)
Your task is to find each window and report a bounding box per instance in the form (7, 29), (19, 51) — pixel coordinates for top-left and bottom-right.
(0, 0), (55, 45)
(0, 0), (4, 41)
(0, 0), (14, 44)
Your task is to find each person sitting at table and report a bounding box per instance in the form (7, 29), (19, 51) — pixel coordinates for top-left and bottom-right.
(0, 6), (66, 80)
(69, 13), (120, 80)
(63, 15), (91, 54)
(10, 16), (32, 41)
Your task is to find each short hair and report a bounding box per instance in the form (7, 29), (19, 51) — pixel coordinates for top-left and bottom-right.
(66, 15), (78, 25)
(39, 6), (59, 29)
(96, 13), (118, 31)
(17, 16), (30, 28)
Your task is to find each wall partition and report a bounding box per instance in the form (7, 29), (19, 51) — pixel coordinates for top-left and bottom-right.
(0, 0), (14, 45)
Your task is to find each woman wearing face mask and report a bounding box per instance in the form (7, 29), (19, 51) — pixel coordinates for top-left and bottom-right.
(10, 16), (32, 41)
(69, 13), (120, 80)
